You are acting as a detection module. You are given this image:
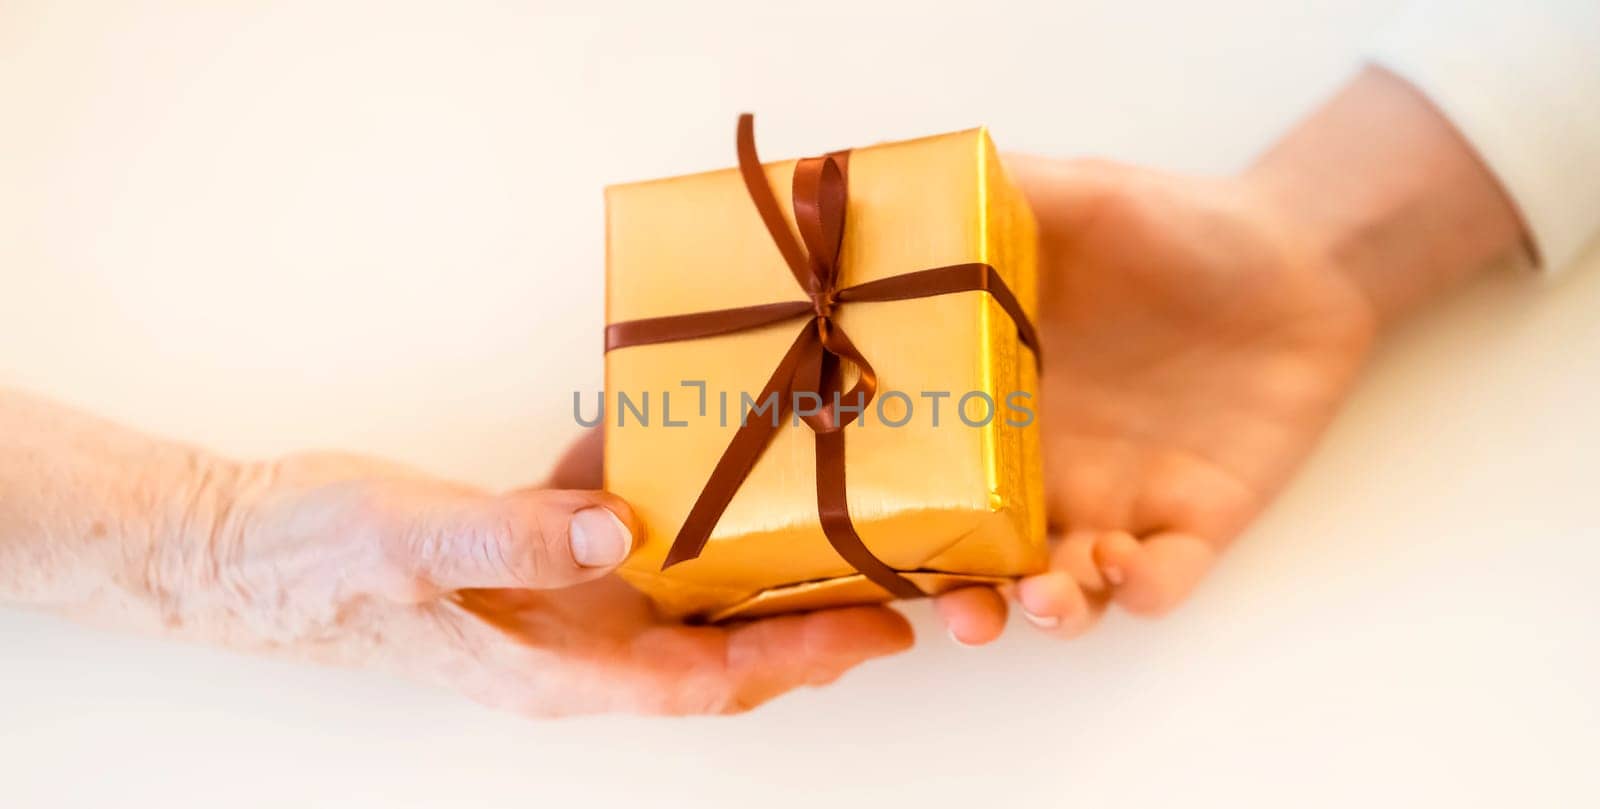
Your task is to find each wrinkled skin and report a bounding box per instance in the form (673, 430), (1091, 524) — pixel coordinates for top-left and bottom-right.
(229, 447), (914, 717)
(432, 441), (913, 716)
(0, 394), (912, 718)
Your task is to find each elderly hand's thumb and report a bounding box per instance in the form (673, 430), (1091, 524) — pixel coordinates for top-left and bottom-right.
(402, 488), (638, 594)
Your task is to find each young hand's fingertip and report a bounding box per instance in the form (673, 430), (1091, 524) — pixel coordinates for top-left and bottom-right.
(1020, 608), (1061, 630)
(1092, 530), (1141, 559)
(1091, 531), (1143, 584)
(1020, 571), (1107, 637)
(948, 628), (987, 647)
(1052, 530), (1111, 593)
(935, 587), (1007, 646)
(1083, 531), (1217, 618)
(1017, 571), (1072, 620)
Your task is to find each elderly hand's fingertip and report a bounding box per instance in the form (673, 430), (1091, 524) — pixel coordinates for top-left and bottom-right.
(568, 506), (632, 568)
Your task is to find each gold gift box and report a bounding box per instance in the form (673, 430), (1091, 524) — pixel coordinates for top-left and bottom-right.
(604, 127), (1045, 621)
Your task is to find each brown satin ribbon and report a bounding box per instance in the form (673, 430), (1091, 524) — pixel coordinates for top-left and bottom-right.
(604, 114), (1041, 599)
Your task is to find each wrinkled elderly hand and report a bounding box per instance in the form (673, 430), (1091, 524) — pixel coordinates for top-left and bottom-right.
(0, 392), (911, 716)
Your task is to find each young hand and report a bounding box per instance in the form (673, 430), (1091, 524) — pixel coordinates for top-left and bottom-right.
(934, 67), (1527, 643)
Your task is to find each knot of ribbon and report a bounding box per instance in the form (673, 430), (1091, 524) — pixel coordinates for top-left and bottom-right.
(605, 114), (1041, 600)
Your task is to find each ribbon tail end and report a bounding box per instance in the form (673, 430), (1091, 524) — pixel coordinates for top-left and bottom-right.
(660, 544), (701, 571)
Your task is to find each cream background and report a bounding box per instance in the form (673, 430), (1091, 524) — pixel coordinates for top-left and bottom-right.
(2, 2), (1597, 807)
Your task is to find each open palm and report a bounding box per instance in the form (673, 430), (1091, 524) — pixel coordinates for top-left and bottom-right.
(937, 157), (1379, 641)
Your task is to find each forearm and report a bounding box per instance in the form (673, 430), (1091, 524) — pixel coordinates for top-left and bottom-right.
(0, 389), (241, 627)
(1246, 66), (1530, 327)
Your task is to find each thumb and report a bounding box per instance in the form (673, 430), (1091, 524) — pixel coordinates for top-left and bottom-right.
(405, 488), (639, 593)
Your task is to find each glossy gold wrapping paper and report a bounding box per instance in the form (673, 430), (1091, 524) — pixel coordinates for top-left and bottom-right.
(604, 128), (1044, 621)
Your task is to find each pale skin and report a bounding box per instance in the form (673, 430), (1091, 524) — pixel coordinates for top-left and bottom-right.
(0, 394), (912, 716)
(0, 67), (1530, 711)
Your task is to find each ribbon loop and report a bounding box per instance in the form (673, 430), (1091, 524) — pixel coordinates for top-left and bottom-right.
(792, 152), (849, 292)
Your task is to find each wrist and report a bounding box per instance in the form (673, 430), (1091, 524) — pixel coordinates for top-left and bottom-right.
(0, 391), (256, 628)
(137, 452), (262, 624)
(1243, 66), (1529, 330)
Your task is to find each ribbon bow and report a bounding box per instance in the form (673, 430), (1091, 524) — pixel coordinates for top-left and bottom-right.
(605, 114), (1041, 599)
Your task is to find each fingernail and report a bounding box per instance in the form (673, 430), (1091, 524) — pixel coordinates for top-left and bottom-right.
(1102, 565), (1124, 586)
(1021, 608), (1060, 629)
(948, 630), (980, 648)
(570, 507), (632, 567)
